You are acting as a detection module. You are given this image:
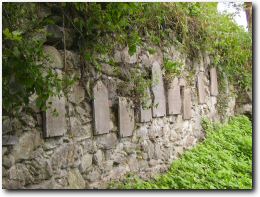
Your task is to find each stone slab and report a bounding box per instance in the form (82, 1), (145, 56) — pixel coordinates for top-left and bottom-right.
(197, 72), (206, 104)
(140, 88), (152, 122)
(43, 95), (66, 138)
(179, 78), (186, 87)
(167, 77), (182, 115)
(152, 61), (166, 117)
(2, 135), (18, 146)
(183, 88), (192, 120)
(93, 81), (110, 135)
(118, 97), (135, 137)
(210, 67), (218, 96)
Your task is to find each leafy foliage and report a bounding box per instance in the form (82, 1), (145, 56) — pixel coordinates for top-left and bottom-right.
(110, 116), (252, 189)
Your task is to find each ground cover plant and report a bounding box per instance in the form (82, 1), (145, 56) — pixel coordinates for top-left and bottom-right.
(110, 115), (252, 189)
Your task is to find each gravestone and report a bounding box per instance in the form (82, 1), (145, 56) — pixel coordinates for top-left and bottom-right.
(197, 72), (206, 104)
(43, 95), (66, 138)
(93, 81), (110, 135)
(210, 67), (218, 96)
(152, 61), (166, 117)
(140, 88), (152, 122)
(167, 77), (182, 115)
(183, 88), (192, 120)
(119, 97), (135, 137)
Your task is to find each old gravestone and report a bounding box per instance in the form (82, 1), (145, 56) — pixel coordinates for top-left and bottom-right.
(93, 81), (110, 135)
(140, 88), (152, 122)
(210, 67), (219, 96)
(119, 97), (135, 137)
(167, 77), (182, 115)
(43, 95), (66, 138)
(152, 61), (166, 117)
(197, 72), (206, 104)
(183, 88), (192, 120)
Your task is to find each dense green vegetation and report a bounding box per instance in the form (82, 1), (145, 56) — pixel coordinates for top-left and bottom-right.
(110, 116), (252, 189)
(2, 3), (252, 115)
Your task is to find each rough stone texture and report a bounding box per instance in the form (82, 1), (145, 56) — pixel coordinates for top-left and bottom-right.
(167, 77), (182, 115)
(2, 135), (18, 146)
(67, 168), (85, 189)
(80, 153), (92, 172)
(152, 61), (166, 117)
(43, 45), (63, 69)
(43, 95), (66, 138)
(197, 72), (206, 104)
(119, 97), (135, 137)
(210, 67), (219, 96)
(96, 133), (118, 150)
(140, 88), (152, 123)
(68, 84), (85, 104)
(93, 81), (110, 135)
(121, 46), (138, 64)
(183, 88), (192, 120)
(12, 130), (43, 162)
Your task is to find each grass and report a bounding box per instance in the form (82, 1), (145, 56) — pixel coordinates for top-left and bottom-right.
(110, 115), (252, 189)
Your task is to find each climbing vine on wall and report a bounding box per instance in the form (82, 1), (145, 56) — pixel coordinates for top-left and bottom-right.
(2, 2), (252, 115)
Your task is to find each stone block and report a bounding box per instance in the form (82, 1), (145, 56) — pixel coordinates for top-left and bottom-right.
(93, 81), (110, 135)
(67, 168), (85, 189)
(179, 78), (186, 87)
(43, 45), (63, 69)
(210, 67), (218, 96)
(43, 95), (66, 138)
(152, 61), (166, 117)
(68, 84), (85, 104)
(96, 133), (118, 150)
(140, 88), (152, 122)
(2, 135), (18, 146)
(167, 77), (181, 115)
(118, 97), (135, 137)
(183, 88), (192, 120)
(197, 72), (206, 104)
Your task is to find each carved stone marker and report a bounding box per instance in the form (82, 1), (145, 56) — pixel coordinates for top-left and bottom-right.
(119, 97), (135, 137)
(93, 81), (110, 135)
(140, 88), (152, 122)
(210, 67), (218, 96)
(183, 88), (192, 120)
(43, 95), (66, 138)
(197, 72), (206, 104)
(167, 77), (182, 115)
(152, 61), (166, 117)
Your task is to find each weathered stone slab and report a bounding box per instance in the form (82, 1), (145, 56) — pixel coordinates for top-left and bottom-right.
(167, 77), (182, 115)
(140, 88), (152, 122)
(197, 72), (206, 104)
(68, 84), (85, 104)
(2, 135), (18, 146)
(93, 81), (110, 135)
(96, 133), (118, 150)
(210, 67), (219, 96)
(183, 88), (192, 120)
(179, 78), (186, 87)
(118, 97), (135, 137)
(152, 61), (166, 117)
(43, 95), (66, 138)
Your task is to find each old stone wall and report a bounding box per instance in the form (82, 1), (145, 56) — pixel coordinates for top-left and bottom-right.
(2, 22), (236, 189)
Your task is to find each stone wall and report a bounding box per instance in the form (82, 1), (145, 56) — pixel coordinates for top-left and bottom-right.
(2, 22), (236, 189)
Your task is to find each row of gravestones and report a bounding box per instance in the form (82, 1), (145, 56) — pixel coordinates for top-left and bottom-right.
(41, 61), (218, 139)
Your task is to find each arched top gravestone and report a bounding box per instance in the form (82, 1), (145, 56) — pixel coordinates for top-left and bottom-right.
(197, 72), (206, 104)
(140, 88), (152, 123)
(183, 88), (192, 120)
(43, 95), (66, 138)
(93, 81), (110, 135)
(210, 67), (218, 96)
(119, 97), (135, 137)
(167, 77), (182, 115)
(152, 61), (166, 117)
